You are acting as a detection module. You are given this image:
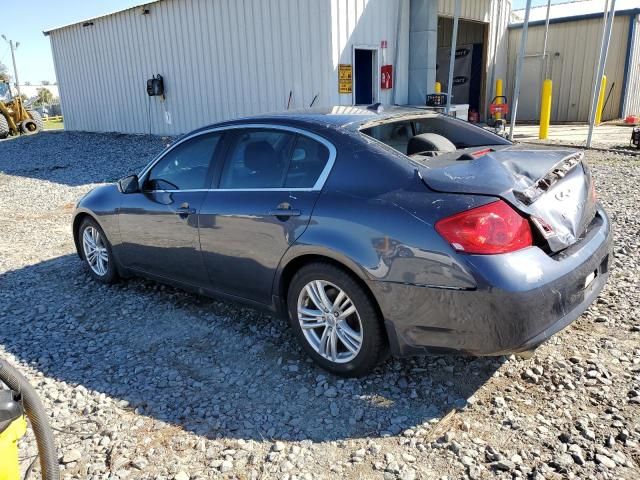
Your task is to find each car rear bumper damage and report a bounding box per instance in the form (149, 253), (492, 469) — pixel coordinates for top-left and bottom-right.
(371, 206), (613, 357)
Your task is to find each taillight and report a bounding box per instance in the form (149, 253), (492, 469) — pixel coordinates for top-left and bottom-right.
(435, 200), (533, 254)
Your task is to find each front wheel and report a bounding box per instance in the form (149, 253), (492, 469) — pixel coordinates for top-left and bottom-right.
(27, 110), (44, 132)
(79, 218), (118, 284)
(287, 263), (388, 377)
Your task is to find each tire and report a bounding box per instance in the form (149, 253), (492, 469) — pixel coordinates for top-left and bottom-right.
(27, 110), (44, 132)
(0, 115), (9, 139)
(287, 263), (388, 377)
(78, 217), (118, 284)
(20, 119), (39, 135)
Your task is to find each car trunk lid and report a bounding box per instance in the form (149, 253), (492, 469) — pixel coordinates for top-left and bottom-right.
(416, 147), (597, 252)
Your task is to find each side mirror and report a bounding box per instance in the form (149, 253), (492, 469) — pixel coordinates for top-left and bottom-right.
(118, 174), (139, 194)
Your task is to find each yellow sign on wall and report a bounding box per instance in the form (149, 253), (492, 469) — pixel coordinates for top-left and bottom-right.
(338, 64), (352, 94)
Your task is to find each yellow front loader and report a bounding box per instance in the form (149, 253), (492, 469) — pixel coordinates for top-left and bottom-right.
(0, 81), (44, 139)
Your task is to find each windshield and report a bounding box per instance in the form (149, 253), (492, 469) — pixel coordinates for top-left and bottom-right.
(360, 114), (510, 155)
(0, 82), (10, 101)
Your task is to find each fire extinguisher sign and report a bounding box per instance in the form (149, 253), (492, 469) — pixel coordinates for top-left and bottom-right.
(381, 65), (393, 89)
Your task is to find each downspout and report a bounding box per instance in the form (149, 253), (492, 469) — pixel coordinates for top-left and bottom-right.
(619, 14), (637, 118)
(393, 0), (404, 104)
(487, 0), (502, 122)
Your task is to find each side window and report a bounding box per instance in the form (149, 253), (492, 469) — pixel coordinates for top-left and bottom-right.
(219, 129), (296, 189)
(284, 135), (330, 188)
(146, 133), (221, 190)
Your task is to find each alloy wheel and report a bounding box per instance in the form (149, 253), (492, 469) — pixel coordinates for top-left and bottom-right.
(82, 226), (109, 276)
(297, 280), (363, 363)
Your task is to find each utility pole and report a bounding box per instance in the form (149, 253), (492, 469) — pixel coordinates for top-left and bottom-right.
(508, 0), (532, 141)
(587, 0), (616, 148)
(1, 35), (21, 98)
(445, 0), (461, 115)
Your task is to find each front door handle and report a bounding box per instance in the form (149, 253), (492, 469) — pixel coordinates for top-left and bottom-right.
(268, 208), (301, 217)
(176, 202), (196, 218)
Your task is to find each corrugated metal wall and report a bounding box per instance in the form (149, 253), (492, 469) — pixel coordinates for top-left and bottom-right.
(50, 0), (407, 135)
(439, 0), (492, 22)
(621, 14), (640, 117)
(507, 15), (631, 122)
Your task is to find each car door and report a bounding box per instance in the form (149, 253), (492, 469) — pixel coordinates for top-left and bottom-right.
(199, 126), (335, 304)
(118, 132), (224, 286)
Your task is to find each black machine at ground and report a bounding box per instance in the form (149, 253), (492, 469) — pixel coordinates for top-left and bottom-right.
(486, 95), (509, 136)
(632, 126), (640, 149)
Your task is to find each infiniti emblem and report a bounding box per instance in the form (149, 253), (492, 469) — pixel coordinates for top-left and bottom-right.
(555, 188), (572, 201)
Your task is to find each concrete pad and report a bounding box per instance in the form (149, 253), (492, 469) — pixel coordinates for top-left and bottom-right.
(511, 123), (636, 149)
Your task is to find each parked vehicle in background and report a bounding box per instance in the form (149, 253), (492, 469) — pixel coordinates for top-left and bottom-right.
(72, 106), (612, 376)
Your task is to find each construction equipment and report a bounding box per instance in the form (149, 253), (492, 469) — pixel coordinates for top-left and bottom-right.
(0, 81), (44, 139)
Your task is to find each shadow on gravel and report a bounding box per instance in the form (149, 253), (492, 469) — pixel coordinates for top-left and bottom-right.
(0, 132), (167, 187)
(0, 254), (499, 442)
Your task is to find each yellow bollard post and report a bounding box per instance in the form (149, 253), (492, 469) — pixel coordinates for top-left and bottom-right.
(595, 75), (607, 126)
(495, 79), (503, 120)
(539, 79), (553, 140)
(434, 82), (441, 93)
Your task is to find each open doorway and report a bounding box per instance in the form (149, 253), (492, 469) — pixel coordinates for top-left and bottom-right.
(436, 17), (487, 118)
(353, 47), (378, 105)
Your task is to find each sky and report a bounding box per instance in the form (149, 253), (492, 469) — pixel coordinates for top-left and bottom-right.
(1, 0), (571, 86)
(0, 0), (142, 85)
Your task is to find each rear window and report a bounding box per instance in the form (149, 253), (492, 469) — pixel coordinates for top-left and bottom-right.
(361, 115), (510, 154)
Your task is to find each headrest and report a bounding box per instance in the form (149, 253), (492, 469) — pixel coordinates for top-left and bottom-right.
(407, 133), (456, 155)
(244, 141), (277, 172)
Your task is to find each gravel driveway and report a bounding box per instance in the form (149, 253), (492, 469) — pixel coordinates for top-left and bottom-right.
(1, 131), (639, 479)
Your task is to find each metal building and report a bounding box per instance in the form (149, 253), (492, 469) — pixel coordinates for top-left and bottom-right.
(508, 0), (640, 123)
(44, 0), (510, 135)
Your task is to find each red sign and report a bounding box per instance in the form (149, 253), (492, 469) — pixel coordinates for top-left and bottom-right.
(381, 40), (388, 49)
(381, 64), (393, 89)
(489, 103), (509, 114)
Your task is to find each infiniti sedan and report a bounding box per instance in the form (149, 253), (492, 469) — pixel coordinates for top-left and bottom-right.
(73, 106), (612, 376)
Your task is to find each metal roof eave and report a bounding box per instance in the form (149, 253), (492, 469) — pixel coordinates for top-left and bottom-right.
(509, 7), (640, 29)
(43, 0), (163, 36)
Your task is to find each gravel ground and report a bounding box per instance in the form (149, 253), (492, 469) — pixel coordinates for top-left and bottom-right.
(1, 131), (639, 480)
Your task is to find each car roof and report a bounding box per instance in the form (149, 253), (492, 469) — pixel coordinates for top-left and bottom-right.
(189, 105), (440, 137)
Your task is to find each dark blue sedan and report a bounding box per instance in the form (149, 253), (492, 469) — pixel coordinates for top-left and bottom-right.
(72, 106), (612, 376)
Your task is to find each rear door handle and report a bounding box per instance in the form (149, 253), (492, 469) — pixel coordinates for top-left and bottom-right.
(268, 208), (301, 217)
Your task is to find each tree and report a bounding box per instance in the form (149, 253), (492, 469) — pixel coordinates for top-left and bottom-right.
(25, 81), (31, 86)
(41, 80), (50, 86)
(34, 87), (54, 106)
(0, 60), (10, 82)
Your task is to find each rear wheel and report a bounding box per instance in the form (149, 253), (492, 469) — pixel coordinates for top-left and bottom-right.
(287, 263), (388, 377)
(27, 110), (44, 132)
(0, 115), (9, 139)
(79, 218), (118, 284)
